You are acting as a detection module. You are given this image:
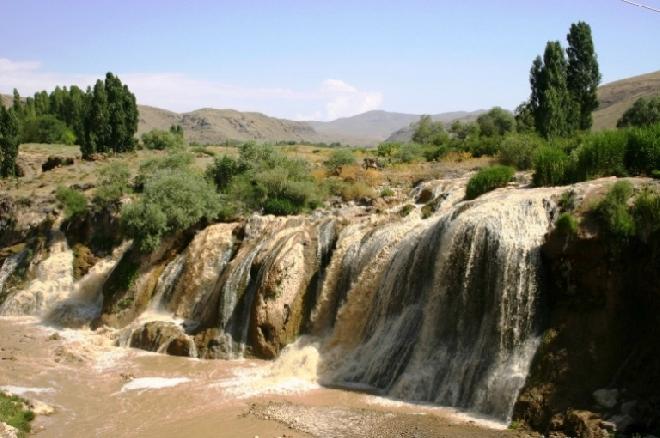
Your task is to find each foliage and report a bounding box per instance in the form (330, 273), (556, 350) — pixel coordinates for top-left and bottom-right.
(334, 181), (375, 202)
(532, 146), (570, 186)
(555, 212), (578, 235)
(376, 141), (427, 164)
(94, 162), (131, 208)
(465, 165), (515, 200)
(141, 127), (185, 150)
(122, 166), (223, 251)
(20, 114), (76, 145)
(498, 133), (546, 170)
(81, 73), (138, 158)
(135, 151), (194, 190)
(632, 188), (660, 242)
(206, 155), (245, 192)
(324, 149), (356, 175)
(0, 391), (35, 434)
(399, 204), (415, 217)
(380, 187), (394, 197)
(574, 129), (628, 180)
(412, 115), (449, 146)
(566, 21), (601, 131)
(0, 104), (20, 177)
(55, 186), (87, 218)
(624, 124), (660, 175)
(594, 181), (635, 240)
(617, 96), (660, 128)
(476, 107), (515, 137)
(514, 101), (536, 133)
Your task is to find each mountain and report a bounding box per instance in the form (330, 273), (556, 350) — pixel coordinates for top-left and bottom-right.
(137, 105), (321, 145)
(593, 70), (660, 130)
(310, 109), (486, 145)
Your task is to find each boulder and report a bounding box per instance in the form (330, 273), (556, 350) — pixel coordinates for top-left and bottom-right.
(128, 321), (194, 357)
(593, 388), (618, 409)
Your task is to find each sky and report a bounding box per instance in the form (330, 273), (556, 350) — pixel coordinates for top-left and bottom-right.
(0, 0), (659, 121)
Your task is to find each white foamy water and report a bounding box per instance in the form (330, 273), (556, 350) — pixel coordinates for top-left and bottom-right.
(120, 377), (191, 392)
(0, 385), (55, 396)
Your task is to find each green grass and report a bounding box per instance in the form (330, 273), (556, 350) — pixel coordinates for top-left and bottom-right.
(465, 165), (515, 200)
(0, 392), (35, 435)
(556, 212), (579, 235)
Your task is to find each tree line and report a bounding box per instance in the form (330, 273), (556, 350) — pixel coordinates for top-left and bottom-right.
(0, 72), (138, 176)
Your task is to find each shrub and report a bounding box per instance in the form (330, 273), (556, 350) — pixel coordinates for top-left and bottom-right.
(141, 128), (185, 150)
(337, 181), (375, 202)
(399, 204), (415, 217)
(594, 181), (635, 240)
(574, 130), (628, 180)
(122, 168), (223, 251)
(625, 124), (660, 176)
(324, 150), (356, 175)
(0, 392), (35, 434)
(555, 212), (578, 235)
(206, 155), (245, 192)
(380, 187), (394, 197)
(21, 114), (76, 145)
(55, 185), (87, 218)
(617, 95), (660, 128)
(532, 147), (570, 187)
(465, 165), (515, 200)
(632, 188), (660, 242)
(135, 152), (194, 190)
(498, 133), (546, 170)
(94, 162), (130, 208)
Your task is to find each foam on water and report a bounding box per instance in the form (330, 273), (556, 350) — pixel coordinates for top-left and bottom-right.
(0, 385), (55, 396)
(120, 377), (191, 392)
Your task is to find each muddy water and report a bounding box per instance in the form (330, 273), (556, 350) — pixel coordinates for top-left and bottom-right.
(0, 318), (528, 438)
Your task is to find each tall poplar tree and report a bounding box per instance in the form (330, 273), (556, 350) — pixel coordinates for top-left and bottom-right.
(567, 21), (601, 131)
(0, 103), (20, 177)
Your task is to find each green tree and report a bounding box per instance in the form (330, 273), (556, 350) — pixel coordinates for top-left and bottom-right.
(82, 80), (110, 157)
(0, 104), (20, 177)
(617, 96), (660, 128)
(20, 114), (76, 145)
(534, 41), (576, 138)
(104, 73), (138, 153)
(566, 21), (601, 131)
(476, 107), (515, 137)
(514, 101), (536, 133)
(412, 115), (448, 146)
(94, 162), (131, 209)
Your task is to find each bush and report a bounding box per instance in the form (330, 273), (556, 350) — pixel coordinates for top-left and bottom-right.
(324, 150), (356, 175)
(94, 162), (130, 208)
(498, 133), (546, 170)
(122, 168), (223, 251)
(574, 130), (628, 180)
(617, 96), (660, 128)
(380, 187), (394, 197)
(465, 165), (515, 200)
(0, 392), (35, 434)
(632, 188), (660, 242)
(21, 115), (76, 145)
(555, 212), (578, 235)
(206, 155), (245, 192)
(135, 152), (194, 190)
(594, 181), (635, 240)
(337, 181), (375, 202)
(55, 185), (87, 218)
(532, 147), (570, 187)
(625, 124), (660, 176)
(141, 128), (185, 150)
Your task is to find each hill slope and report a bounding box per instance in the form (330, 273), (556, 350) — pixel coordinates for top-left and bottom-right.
(593, 70), (660, 130)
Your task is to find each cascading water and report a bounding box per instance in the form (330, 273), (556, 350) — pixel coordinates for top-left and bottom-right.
(318, 189), (556, 421)
(1, 175), (563, 423)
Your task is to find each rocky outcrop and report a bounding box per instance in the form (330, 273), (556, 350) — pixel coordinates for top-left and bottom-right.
(513, 203), (660, 436)
(127, 321), (195, 357)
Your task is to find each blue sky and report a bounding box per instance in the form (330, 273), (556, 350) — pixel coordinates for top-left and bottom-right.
(1, 0), (658, 120)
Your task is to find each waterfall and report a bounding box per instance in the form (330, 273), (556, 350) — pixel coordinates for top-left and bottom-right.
(0, 230), (74, 317)
(317, 189), (557, 421)
(0, 250), (26, 297)
(148, 253), (187, 312)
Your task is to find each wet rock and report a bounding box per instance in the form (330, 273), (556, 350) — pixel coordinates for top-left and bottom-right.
(565, 410), (610, 438)
(0, 422), (19, 438)
(128, 321), (193, 357)
(620, 400), (636, 415)
(415, 187), (435, 204)
(47, 332), (62, 341)
(608, 414), (634, 432)
(593, 388), (618, 409)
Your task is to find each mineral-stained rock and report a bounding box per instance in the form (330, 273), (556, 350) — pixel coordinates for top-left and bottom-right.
(128, 321), (193, 357)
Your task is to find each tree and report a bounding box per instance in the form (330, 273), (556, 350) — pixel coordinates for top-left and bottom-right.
(476, 107), (515, 137)
(412, 115), (448, 146)
(0, 104), (20, 177)
(514, 101), (536, 133)
(617, 96), (660, 128)
(104, 73), (138, 153)
(82, 80), (110, 157)
(567, 21), (601, 131)
(534, 41), (576, 138)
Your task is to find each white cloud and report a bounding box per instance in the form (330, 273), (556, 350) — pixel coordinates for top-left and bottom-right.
(0, 57), (382, 121)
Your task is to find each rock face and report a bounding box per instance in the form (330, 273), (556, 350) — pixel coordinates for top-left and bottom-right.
(512, 183), (660, 436)
(127, 321), (195, 357)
